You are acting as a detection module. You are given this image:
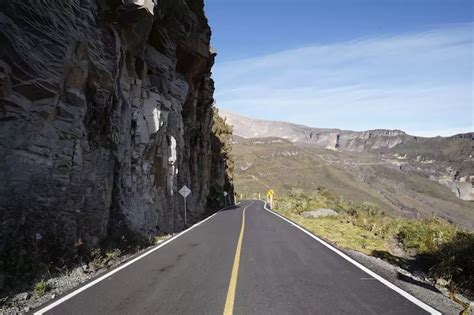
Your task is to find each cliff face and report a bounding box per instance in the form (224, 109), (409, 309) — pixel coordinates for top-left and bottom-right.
(0, 0), (232, 275)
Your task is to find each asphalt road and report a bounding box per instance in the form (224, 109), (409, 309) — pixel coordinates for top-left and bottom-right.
(35, 200), (438, 315)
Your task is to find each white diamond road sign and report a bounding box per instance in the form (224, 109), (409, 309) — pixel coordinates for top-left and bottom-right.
(179, 185), (191, 198)
(223, 191), (228, 197)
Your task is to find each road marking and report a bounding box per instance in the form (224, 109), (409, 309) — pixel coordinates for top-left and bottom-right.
(223, 201), (253, 315)
(34, 204), (238, 315)
(262, 201), (442, 315)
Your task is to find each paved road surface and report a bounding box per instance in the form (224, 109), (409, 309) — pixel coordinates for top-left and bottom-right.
(35, 200), (438, 314)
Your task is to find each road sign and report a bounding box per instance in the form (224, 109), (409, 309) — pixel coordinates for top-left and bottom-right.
(267, 189), (275, 209)
(223, 191), (229, 207)
(179, 185), (191, 198)
(179, 185), (191, 225)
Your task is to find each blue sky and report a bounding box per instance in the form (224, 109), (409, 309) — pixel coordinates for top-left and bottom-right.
(205, 0), (473, 136)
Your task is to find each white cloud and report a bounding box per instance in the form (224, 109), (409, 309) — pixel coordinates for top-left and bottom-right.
(213, 23), (473, 136)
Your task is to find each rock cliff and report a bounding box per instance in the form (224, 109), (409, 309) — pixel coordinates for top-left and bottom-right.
(0, 0), (233, 279)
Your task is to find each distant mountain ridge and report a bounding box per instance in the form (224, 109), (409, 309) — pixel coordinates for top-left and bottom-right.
(219, 110), (473, 202)
(220, 110), (472, 152)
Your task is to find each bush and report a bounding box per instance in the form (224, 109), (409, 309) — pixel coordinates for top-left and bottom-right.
(105, 249), (121, 260)
(397, 218), (456, 253)
(428, 231), (474, 291)
(34, 280), (49, 297)
(356, 202), (382, 216)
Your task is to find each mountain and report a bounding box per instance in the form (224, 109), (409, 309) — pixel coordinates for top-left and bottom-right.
(220, 110), (410, 150)
(231, 135), (474, 230)
(221, 110), (473, 202)
(221, 110), (472, 152)
(219, 110), (473, 229)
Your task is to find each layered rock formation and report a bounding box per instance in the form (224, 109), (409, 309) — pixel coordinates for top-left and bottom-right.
(221, 110), (409, 151)
(0, 0), (233, 277)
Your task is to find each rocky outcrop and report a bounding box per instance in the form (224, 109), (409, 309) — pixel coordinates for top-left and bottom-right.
(301, 209), (338, 218)
(0, 0), (233, 280)
(438, 169), (474, 201)
(221, 110), (408, 151)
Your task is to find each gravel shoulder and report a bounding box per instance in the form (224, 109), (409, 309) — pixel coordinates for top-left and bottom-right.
(345, 249), (472, 315)
(0, 237), (172, 314)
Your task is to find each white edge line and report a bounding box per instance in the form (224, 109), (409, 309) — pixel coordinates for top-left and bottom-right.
(262, 202), (442, 315)
(34, 204), (240, 314)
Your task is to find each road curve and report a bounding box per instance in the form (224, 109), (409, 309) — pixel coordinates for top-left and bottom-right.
(34, 200), (437, 314)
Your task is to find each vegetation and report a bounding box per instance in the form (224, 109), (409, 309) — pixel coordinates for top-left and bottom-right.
(154, 235), (172, 244)
(89, 248), (124, 270)
(208, 108), (235, 210)
(274, 188), (474, 297)
(231, 136), (474, 230)
(33, 280), (50, 297)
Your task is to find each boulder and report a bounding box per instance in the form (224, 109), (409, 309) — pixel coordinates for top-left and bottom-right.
(301, 209), (338, 218)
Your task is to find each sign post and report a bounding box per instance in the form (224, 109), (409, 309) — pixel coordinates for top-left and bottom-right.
(223, 191), (228, 207)
(179, 185), (191, 225)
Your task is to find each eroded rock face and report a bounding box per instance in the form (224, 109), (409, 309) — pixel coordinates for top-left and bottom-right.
(0, 0), (232, 275)
(221, 110), (408, 151)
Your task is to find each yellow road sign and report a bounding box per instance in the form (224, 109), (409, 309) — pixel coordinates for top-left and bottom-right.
(267, 189), (275, 197)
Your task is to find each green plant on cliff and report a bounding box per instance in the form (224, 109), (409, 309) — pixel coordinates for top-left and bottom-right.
(208, 108), (235, 210)
(212, 108), (234, 166)
(34, 280), (50, 297)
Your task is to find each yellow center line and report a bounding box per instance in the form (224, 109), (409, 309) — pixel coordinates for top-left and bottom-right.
(223, 201), (254, 315)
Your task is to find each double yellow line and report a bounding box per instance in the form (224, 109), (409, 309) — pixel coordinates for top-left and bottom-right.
(223, 201), (254, 315)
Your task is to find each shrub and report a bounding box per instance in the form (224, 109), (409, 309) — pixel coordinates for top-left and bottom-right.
(105, 249), (121, 260)
(429, 231), (474, 291)
(34, 280), (49, 297)
(356, 202), (381, 216)
(397, 218), (456, 253)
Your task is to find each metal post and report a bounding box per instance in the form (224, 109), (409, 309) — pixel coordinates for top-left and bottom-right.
(184, 196), (187, 226)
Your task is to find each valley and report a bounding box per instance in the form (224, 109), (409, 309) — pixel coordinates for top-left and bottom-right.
(223, 112), (474, 230)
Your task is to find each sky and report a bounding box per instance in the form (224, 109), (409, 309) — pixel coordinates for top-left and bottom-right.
(205, 0), (473, 137)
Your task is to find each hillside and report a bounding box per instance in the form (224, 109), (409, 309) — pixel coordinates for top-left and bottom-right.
(222, 110), (474, 202)
(232, 136), (473, 229)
